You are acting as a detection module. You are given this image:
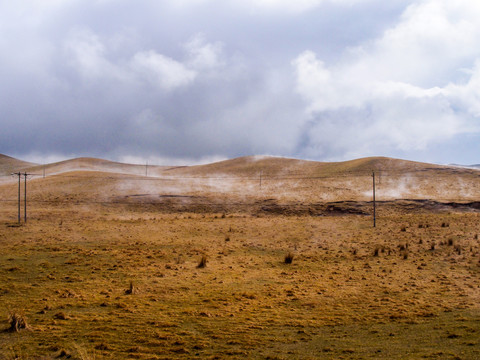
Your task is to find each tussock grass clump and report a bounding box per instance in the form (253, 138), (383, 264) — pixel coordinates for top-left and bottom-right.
(197, 255), (207, 268)
(125, 281), (136, 295)
(454, 245), (462, 255)
(7, 312), (29, 332)
(284, 252), (294, 264)
(53, 312), (68, 320)
(95, 343), (109, 350)
(57, 349), (72, 358)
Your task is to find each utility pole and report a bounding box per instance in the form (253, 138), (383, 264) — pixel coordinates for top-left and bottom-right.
(13, 172), (21, 223)
(24, 172), (27, 223)
(11, 172), (36, 223)
(372, 171), (376, 228)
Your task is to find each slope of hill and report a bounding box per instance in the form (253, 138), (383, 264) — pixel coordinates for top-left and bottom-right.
(0, 154), (38, 176)
(1, 154), (479, 209)
(161, 155), (463, 183)
(0, 153), (463, 179)
(23, 157), (172, 177)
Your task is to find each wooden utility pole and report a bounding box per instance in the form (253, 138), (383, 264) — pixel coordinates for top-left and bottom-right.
(24, 172), (27, 223)
(372, 171), (376, 228)
(12, 172), (35, 223)
(13, 172), (21, 223)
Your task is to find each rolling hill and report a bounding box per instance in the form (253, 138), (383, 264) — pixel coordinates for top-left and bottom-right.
(0, 154), (38, 175)
(18, 157), (173, 177)
(0, 154), (479, 211)
(0, 153), (464, 179)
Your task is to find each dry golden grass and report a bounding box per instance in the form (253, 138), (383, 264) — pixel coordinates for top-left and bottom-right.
(0, 203), (479, 359)
(0, 155), (479, 359)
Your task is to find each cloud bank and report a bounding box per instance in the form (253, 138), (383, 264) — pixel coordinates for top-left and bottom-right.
(1, 0), (479, 164)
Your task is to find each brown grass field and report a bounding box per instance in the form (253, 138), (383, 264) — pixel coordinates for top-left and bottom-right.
(0, 155), (479, 359)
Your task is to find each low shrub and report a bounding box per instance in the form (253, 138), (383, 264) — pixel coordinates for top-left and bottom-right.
(8, 312), (29, 332)
(125, 281), (136, 295)
(284, 252), (294, 264)
(197, 255), (207, 268)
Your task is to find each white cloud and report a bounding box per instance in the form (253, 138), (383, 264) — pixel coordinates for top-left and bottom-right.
(64, 28), (231, 90)
(359, 0), (480, 86)
(445, 60), (480, 118)
(293, 50), (367, 111)
(165, 0), (372, 14)
(293, 0), (480, 158)
(131, 50), (197, 90)
(119, 154), (227, 166)
(64, 28), (120, 80)
(243, 0), (372, 13)
(184, 34), (224, 71)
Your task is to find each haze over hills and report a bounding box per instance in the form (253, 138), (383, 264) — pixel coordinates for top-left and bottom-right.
(0, 153), (463, 178)
(0, 154), (38, 175)
(450, 163), (480, 169)
(1, 156), (174, 178)
(1, 154), (479, 212)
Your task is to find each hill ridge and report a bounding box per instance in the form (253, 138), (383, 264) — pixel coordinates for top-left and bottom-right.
(0, 153), (464, 179)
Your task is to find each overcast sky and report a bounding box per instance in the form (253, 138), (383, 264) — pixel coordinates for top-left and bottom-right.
(1, 0), (480, 165)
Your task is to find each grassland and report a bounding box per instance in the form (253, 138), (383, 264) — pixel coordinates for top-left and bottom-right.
(1, 204), (479, 359)
(0, 156), (479, 359)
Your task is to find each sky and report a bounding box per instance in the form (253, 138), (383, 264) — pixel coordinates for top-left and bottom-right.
(1, 0), (480, 165)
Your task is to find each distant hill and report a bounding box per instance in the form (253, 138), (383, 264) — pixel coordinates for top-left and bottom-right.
(0, 154), (38, 176)
(0, 153), (467, 179)
(161, 155), (454, 179)
(19, 157), (173, 177)
(2, 153), (479, 204)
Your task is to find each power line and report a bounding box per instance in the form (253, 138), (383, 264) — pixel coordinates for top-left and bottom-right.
(3, 171), (477, 182)
(1, 164), (480, 182)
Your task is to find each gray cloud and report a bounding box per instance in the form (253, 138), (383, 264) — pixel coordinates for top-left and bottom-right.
(1, 0), (480, 165)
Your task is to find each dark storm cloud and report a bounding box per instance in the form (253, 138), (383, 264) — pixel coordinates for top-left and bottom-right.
(1, 0), (480, 165)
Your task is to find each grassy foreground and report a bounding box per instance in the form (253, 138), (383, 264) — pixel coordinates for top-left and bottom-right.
(0, 205), (479, 359)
